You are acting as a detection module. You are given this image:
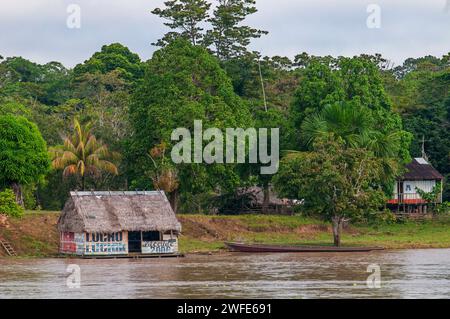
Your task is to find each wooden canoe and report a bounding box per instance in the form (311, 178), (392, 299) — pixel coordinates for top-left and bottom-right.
(225, 242), (384, 253)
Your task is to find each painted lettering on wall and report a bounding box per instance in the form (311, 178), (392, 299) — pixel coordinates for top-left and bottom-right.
(142, 239), (178, 254)
(84, 232), (127, 255)
(60, 232), (76, 253)
(60, 232), (85, 254)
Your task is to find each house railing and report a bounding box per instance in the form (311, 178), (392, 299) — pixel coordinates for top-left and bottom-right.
(387, 193), (442, 204)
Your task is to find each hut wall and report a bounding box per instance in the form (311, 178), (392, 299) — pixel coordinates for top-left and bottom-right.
(391, 180), (437, 200)
(60, 231), (128, 256)
(60, 231), (180, 255)
(84, 231), (128, 255)
(60, 232), (85, 255)
(407, 180), (436, 194)
(141, 233), (179, 254)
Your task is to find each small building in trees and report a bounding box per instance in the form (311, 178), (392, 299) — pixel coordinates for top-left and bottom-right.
(58, 191), (182, 257)
(217, 186), (296, 215)
(387, 158), (444, 214)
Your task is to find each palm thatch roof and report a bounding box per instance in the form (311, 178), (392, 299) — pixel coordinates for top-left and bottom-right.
(58, 191), (182, 233)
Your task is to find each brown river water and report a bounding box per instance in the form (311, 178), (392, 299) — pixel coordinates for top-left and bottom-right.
(0, 249), (449, 299)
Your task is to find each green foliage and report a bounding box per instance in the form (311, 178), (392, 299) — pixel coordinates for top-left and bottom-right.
(291, 56), (402, 145)
(435, 202), (450, 215)
(73, 43), (144, 82)
(49, 119), (120, 190)
(274, 138), (387, 245)
(364, 209), (397, 225)
(0, 115), (49, 186)
(0, 188), (24, 218)
(205, 0), (268, 60)
(275, 139), (386, 219)
(0, 101), (31, 117)
(22, 183), (38, 210)
(300, 101), (412, 193)
(0, 4), (448, 214)
(128, 39), (253, 203)
(152, 0), (267, 60)
(384, 54), (449, 200)
(0, 57), (71, 105)
(289, 56), (413, 199)
(151, 0), (211, 46)
(37, 170), (78, 210)
(416, 182), (442, 203)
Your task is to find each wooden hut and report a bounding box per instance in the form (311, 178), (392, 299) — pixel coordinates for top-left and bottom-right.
(387, 157), (444, 214)
(58, 191), (182, 257)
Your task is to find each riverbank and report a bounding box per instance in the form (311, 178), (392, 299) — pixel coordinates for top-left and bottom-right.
(1, 211), (450, 257)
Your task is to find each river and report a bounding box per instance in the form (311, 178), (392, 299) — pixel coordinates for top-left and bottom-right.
(0, 249), (449, 298)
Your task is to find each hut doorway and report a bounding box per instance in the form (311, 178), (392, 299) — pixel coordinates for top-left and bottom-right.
(128, 231), (142, 253)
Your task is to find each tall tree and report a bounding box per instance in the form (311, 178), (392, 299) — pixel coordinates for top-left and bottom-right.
(383, 53), (450, 200)
(128, 39), (253, 210)
(152, 0), (211, 46)
(0, 57), (72, 105)
(290, 56), (411, 165)
(274, 138), (386, 247)
(301, 102), (411, 193)
(49, 119), (120, 190)
(205, 0), (268, 60)
(0, 115), (49, 205)
(73, 43), (144, 83)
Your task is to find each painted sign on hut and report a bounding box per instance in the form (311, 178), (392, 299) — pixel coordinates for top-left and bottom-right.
(58, 191), (182, 257)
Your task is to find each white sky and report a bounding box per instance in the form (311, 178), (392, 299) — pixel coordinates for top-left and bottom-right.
(0, 0), (449, 68)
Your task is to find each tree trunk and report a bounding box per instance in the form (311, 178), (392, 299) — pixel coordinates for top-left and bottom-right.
(332, 216), (343, 247)
(169, 190), (178, 214)
(262, 184), (270, 214)
(11, 182), (24, 207)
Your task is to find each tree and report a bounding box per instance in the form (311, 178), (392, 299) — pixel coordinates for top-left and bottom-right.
(385, 55), (450, 200)
(0, 57), (72, 106)
(148, 142), (180, 212)
(73, 43), (144, 82)
(128, 39), (253, 210)
(151, 0), (211, 46)
(49, 119), (120, 190)
(290, 56), (411, 165)
(274, 139), (386, 246)
(205, 0), (268, 60)
(301, 102), (412, 193)
(0, 115), (49, 205)
(0, 188), (24, 218)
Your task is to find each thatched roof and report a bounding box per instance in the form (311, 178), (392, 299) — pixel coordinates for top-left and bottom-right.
(58, 191), (182, 233)
(401, 158), (444, 181)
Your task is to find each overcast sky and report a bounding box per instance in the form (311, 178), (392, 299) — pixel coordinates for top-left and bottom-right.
(1, 0), (449, 68)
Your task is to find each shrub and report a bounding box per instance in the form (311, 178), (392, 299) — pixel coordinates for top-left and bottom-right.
(435, 202), (450, 215)
(22, 183), (38, 210)
(365, 209), (397, 225)
(0, 188), (24, 218)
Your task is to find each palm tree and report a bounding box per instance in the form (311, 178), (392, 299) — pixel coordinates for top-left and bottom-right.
(302, 102), (400, 154)
(301, 102), (373, 149)
(148, 143), (180, 213)
(49, 119), (120, 190)
(300, 102), (403, 182)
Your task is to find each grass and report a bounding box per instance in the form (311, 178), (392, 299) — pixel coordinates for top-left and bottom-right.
(178, 214), (450, 253)
(1, 211), (450, 256)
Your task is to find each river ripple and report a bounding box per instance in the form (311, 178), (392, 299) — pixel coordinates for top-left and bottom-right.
(0, 249), (449, 298)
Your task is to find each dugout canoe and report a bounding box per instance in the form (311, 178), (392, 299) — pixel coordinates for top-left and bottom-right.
(225, 242), (384, 253)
